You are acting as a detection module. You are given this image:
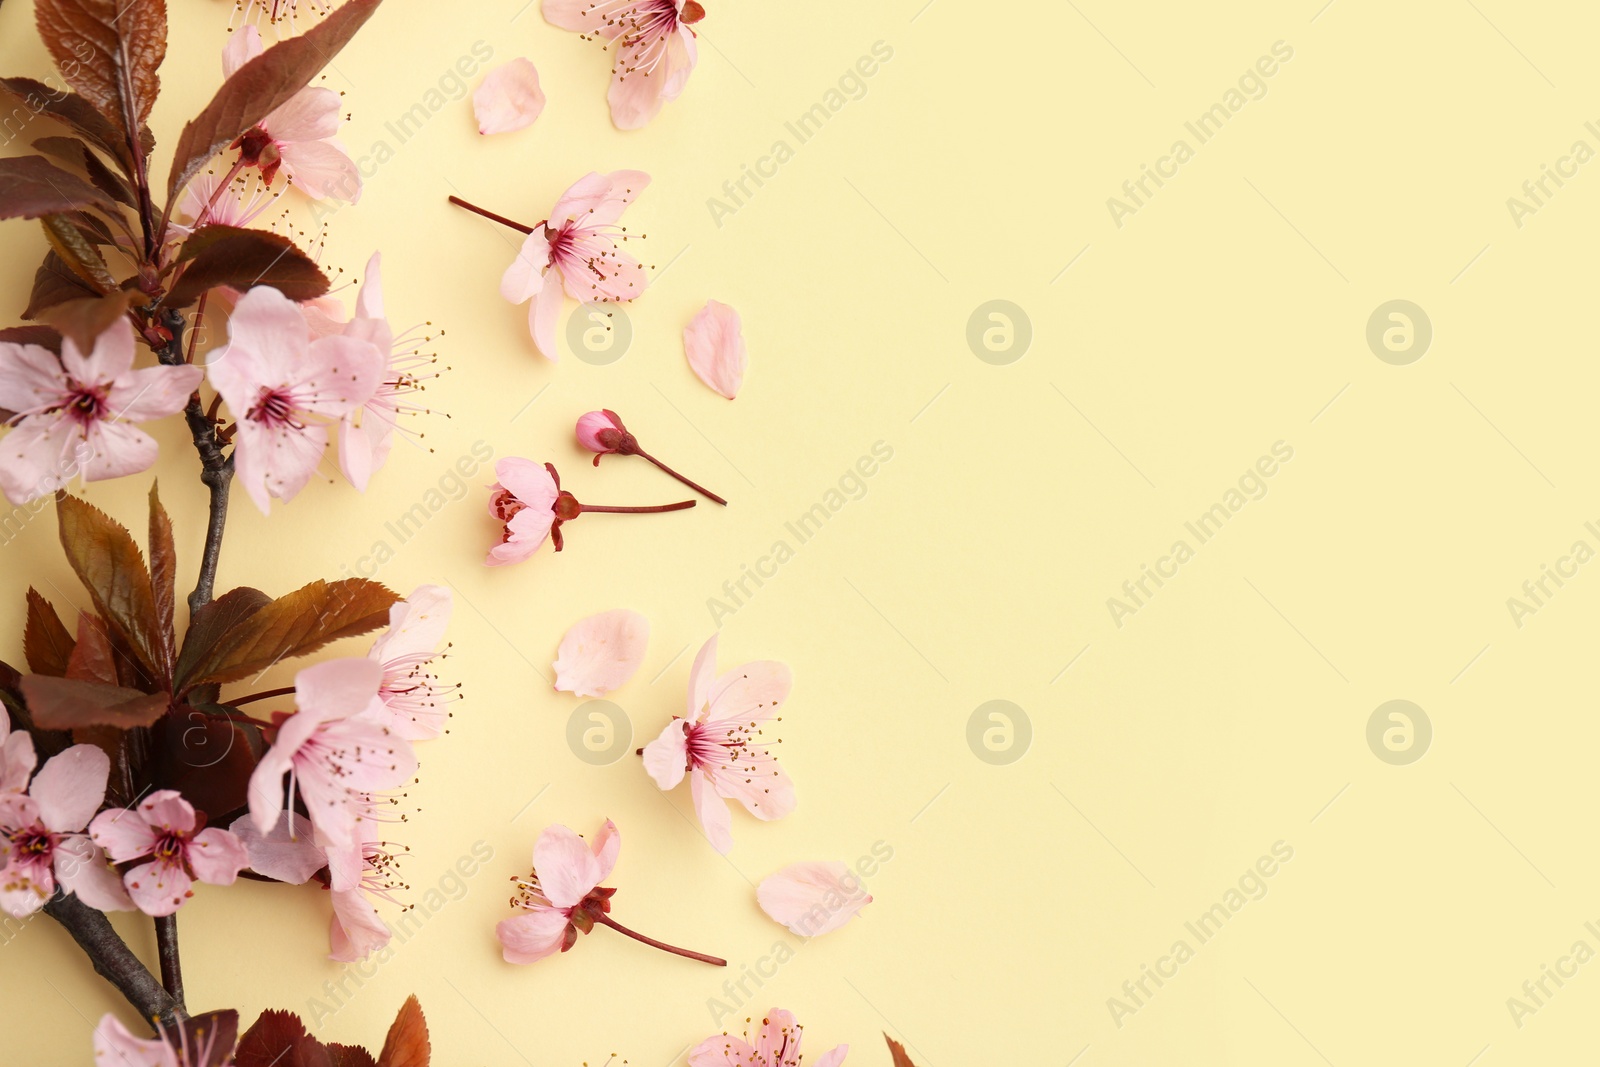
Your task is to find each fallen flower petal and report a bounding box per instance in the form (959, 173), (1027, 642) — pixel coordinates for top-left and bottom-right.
(684, 299), (746, 399)
(474, 58), (547, 135)
(757, 861), (872, 937)
(553, 608), (650, 697)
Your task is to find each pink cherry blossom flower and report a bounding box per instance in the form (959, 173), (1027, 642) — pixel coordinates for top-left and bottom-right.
(172, 171), (277, 237)
(492, 170), (651, 360)
(544, 0), (703, 130)
(757, 862), (872, 937)
(690, 1009), (847, 1067)
(0, 319), (202, 505)
(246, 657), (418, 851)
(474, 58), (547, 135)
(335, 253), (445, 493)
(684, 299), (747, 399)
(208, 285), (382, 512)
(496, 819), (723, 967)
(554, 608), (650, 697)
(486, 458), (695, 565)
(574, 408), (726, 504)
(89, 790), (249, 917)
(222, 26), (361, 202)
(0, 745), (132, 918)
(367, 583), (456, 740)
(642, 635), (794, 853)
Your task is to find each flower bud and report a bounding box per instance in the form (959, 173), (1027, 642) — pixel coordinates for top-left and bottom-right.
(575, 409), (638, 464)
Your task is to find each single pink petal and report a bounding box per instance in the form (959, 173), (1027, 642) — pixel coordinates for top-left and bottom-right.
(541, 0), (598, 32)
(187, 827), (249, 885)
(329, 888), (392, 961)
(222, 24), (265, 78)
(501, 230), (551, 305)
(60, 314), (135, 383)
(684, 300), (746, 399)
(370, 584), (452, 664)
(814, 1045), (850, 1067)
(642, 719), (689, 791)
(137, 790), (197, 835)
(31, 744), (108, 832)
(93, 1014), (180, 1067)
(125, 857), (195, 916)
(0, 341), (67, 414)
(0, 728), (36, 793)
(208, 285), (313, 399)
(0, 414), (86, 504)
(710, 754), (795, 822)
(550, 170), (649, 227)
(495, 908), (570, 964)
(89, 807), (159, 862)
(297, 655), (385, 722)
(685, 635), (718, 718)
(589, 818), (620, 882)
(53, 835), (133, 912)
(79, 421), (159, 482)
(355, 251), (385, 319)
(229, 812), (324, 883)
(607, 57), (670, 130)
(757, 862), (872, 937)
(691, 771), (733, 854)
(494, 457), (559, 510)
(277, 138), (362, 203)
(529, 273), (565, 360)
(689, 1036), (759, 1067)
(557, 246), (647, 304)
(337, 417), (378, 492)
(756, 1010), (802, 1065)
(106, 364), (204, 421)
(230, 416), (328, 513)
(246, 735), (296, 834)
(475, 58), (546, 135)
(532, 823), (605, 908)
(265, 85), (340, 142)
(707, 660), (791, 724)
(553, 609), (650, 697)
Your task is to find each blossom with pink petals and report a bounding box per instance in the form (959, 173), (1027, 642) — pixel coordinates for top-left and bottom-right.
(208, 285), (382, 512)
(690, 1008), (848, 1067)
(486, 457), (561, 565)
(545, 0), (703, 129)
(496, 819), (620, 964)
(246, 657), (417, 851)
(89, 790), (249, 916)
(500, 171), (650, 360)
(0, 319), (202, 505)
(643, 635), (794, 853)
(0, 745), (132, 918)
(367, 583), (455, 740)
(222, 26), (361, 201)
(757, 862), (872, 937)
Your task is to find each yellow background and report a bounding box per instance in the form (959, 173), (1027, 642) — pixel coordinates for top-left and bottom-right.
(3, 0), (1600, 1063)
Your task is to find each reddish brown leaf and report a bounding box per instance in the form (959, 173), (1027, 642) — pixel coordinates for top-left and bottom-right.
(149, 705), (262, 817)
(0, 77), (152, 174)
(166, 0), (381, 200)
(174, 579), (397, 690)
(375, 997), (429, 1067)
(24, 588), (74, 676)
(33, 135), (137, 207)
(884, 1035), (918, 1067)
(0, 155), (116, 220)
(237, 1009), (332, 1067)
(55, 492), (166, 684)
(34, 0), (167, 132)
(40, 214), (116, 292)
(172, 1010), (240, 1067)
(0, 325), (63, 351)
(148, 482), (177, 667)
(20, 673), (167, 730)
(162, 225), (328, 308)
(327, 1047), (378, 1067)
(173, 586), (270, 691)
(23, 250), (99, 319)
(65, 611), (119, 685)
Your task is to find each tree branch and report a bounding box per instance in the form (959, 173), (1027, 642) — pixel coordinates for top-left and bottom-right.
(155, 914), (184, 1005)
(44, 893), (184, 1029)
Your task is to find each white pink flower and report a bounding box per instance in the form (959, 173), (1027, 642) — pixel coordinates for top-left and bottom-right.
(545, 0), (702, 129)
(89, 790), (249, 916)
(690, 1009), (848, 1067)
(500, 171), (650, 360)
(246, 657), (417, 851)
(208, 285), (382, 512)
(495, 819), (619, 964)
(0, 319), (202, 505)
(0, 745), (132, 918)
(643, 635), (794, 853)
(367, 584), (455, 740)
(222, 26), (361, 202)
(757, 862), (872, 937)
(485, 457), (561, 565)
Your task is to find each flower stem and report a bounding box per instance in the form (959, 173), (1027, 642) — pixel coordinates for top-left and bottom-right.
(637, 450), (727, 506)
(581, 500), (697, 515)
(447, 195), (534, 235)
(230, 685), (297, 707)
(155, 914), (184, 1006)
(594, 914), (726, 966)
(44, 892), (184, 1029)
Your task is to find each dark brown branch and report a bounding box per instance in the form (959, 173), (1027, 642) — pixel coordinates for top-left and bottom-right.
(155, 914), (184, 1005)
(44, 893), (184, 1029)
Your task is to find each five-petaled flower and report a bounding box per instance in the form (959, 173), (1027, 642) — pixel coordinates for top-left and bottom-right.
(643, 635), (795, 853)
(485, 458), (695, 565)
(0, 319), (202, 505)
(208, 285), (383, 513)
(90, 790), (250, 916)
(500, 170), (651, 360)
(496, 819), (620, 964)
(689, 1008), (848, 1067)
(0, 745), (132, 918)
(544, 0), (704, 129)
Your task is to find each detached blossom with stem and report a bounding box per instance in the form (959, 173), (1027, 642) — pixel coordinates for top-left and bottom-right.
(207, 285), (383, 512)
(0, 745), (132, 919)
(221, 26), (362, 202)
(576, 408), (726, 505)
(690, 1009), (848, 1067)
(337, 252), (448, 492)
(89, 790), (249, 917)
(496, 819), (725, 966)
(0, 319), (203, 505)
(246, 657), (418, 852)
(486, 457), (694, 566)
(642, 635), (795, 854)
(449, 170), (650, 360)
(544, 0), (704, 129)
